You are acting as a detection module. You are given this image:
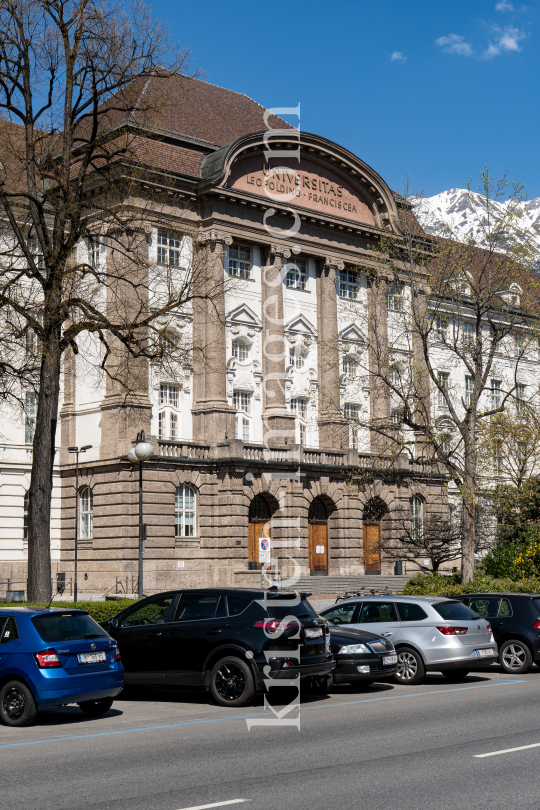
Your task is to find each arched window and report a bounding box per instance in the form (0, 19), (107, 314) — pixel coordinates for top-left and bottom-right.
(175, 485), (195, 537)
(249, 494), (271, 522)
(80, 487), (94, 540)
(309, 497), (328, 523)
(23, 491), (29, 541)
(410, 495), (423, 539)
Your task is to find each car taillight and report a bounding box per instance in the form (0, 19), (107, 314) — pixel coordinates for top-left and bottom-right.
(486, 625), (492, 633)
(436, 626), (468, 636)
(532, 620), (540, 630)
(116, 649), (121, 661)
(253, 620), (301, 633)
(35, 649), (62, 668)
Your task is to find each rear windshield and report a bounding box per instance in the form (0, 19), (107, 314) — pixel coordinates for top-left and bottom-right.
(32, 613), (109, 643)
(265, 598), (318, 621)
(432, 601), (479, 621)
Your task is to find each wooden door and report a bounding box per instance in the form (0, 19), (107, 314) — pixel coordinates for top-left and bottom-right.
(309, 523), (328, 574)
(363, 524), (381, 573)
(248, 520), (270, 570)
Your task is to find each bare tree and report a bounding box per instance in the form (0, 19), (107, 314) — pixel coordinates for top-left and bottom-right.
(0, 0), (227, 600)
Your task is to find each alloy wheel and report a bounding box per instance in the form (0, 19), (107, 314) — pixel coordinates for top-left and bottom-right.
(397, 651), (418, 681)
(215, 663), (247, 701)
(502, 644), (527, 670)
(3, 687), (25, 719)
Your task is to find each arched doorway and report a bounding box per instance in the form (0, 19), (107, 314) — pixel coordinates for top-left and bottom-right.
(362, 498), (387, 575)
(308, 497), (329, 576)
(248, 494), (272, 570)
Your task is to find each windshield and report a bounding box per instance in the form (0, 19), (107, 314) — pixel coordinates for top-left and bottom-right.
(32, 613), (109, 643)
(433, 601), (480, 621)
(265, 598), (318, 620)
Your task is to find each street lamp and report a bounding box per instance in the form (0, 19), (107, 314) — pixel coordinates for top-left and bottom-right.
(68, 444), (93, 602)
(127, 430), (154, 599)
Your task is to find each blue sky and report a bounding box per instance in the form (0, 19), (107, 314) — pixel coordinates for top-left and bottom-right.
(150, 0), (540, 199)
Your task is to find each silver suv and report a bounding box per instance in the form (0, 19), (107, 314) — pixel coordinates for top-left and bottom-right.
(319, 595), (497, 685)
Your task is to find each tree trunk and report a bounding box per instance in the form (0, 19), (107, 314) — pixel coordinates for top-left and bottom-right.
(27, 333), (61, 602)
(461, 450), (477, 583)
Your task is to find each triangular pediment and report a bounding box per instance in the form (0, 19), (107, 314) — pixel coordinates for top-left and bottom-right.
(285, 314), (318, 336)
(340, 323), (367, 343)
(226, 303), (262, 328)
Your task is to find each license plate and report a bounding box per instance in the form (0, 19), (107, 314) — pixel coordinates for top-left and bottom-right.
(77, 651), (107, 664)
(305, 628), (323, 639)
(476, 648), (496, 657)
(383, 654), (397, 665)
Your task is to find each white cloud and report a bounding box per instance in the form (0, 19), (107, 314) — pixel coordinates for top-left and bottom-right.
(496, 1), (515, 11)
(435, 33), (474, 56)
(390, 51), (407, 63)
(484, 25), (526, 57)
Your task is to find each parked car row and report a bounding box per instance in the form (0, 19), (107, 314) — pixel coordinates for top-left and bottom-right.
(0, 588), (538, 726)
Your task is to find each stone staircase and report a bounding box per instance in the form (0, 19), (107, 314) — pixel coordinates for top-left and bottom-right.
(291, 574), (413, 595)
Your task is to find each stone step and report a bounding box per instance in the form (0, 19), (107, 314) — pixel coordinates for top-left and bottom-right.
(291, 575), (413, 595)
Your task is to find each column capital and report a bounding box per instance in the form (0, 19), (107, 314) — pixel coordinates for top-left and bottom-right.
(197, 229), (233, 248)
(320, 256), (345, 272)
(265, 243), (292, 262)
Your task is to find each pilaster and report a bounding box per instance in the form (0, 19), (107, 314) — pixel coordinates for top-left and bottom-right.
(317, 257), (348, 448)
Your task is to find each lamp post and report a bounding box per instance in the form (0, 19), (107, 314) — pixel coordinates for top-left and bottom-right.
(128, 430), (154, 599)
(68, 444), (93, 602)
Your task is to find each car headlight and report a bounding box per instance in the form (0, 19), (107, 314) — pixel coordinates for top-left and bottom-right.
(338, 643), (370, 654)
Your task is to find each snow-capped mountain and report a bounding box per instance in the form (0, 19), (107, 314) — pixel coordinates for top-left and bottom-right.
(412, 188), (540, 256)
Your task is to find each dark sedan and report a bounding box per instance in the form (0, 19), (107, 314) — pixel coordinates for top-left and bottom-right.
(328, 626), (398, 687)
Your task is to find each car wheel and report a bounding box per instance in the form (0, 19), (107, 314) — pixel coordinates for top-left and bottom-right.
(78, 697), (114, 716)
(304, 674), (333, 695)
(394, 647), (425, 685)
(0, 680), (37, 727)
(499, 640), (533, 674)
(442, 670), (469, 681)
(209, 656), (255, 708)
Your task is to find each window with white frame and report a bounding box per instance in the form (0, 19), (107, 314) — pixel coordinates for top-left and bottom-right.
(435, 316), (448, 343)
(157, 229), (183, 266)
(23, 491), (29, 541)
(437, 372), (449, 408)
(235, 415), (250, 442)
(342, 355), (357, 376)
(232, 339), (249, 361)
(338, 269), (360, 300)
(463, 321), (474, 347)
(299, 422), (306, 446)
(158, 384), (181, 440)
(438, 420), (453, 455)
(410, 495), (423, 539)
(158, 330), (179, 354)
(25, 391), (36, 444)
(87, 238), (100, 270)
(491, 379), (501, 410)
(290, 398), (308, 419)
(344, 403), (360, 448)
(26, 329), (40, 357)
(387, 282), (404, 312)
(289, 346), (305, 369)
(286, 258), (307, 290)
(493, 439), (503, 476)
(391, 408), (403, 425)
(80, 487), (94, 540)
(175, 485), (195, 537)
(516, 383), (526, 415)
(390, 366), (402, 388)
(465, 375), (473, 407)
(233, 390), (252, 414)
(228, 244), (251, 278)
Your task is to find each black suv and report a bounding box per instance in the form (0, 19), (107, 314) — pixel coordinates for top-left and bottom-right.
(455, 592), (540, 674)
(102, 588), (335, 707)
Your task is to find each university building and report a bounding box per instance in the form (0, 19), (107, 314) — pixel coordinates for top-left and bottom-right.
(0, 76), (503, 595)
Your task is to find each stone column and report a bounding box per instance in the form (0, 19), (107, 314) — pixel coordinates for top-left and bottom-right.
(412, 283), (432, 459)
(261, 244), (296, 446)
(367, 274), (391, 454)
(191, 230), (235, 443)
(317, 257), (348, 448)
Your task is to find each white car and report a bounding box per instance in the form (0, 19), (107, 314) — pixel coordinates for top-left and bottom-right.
(319, 595), (497, 685)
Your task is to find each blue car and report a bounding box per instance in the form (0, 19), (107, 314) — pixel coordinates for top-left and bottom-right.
(0, 607), (123, 726)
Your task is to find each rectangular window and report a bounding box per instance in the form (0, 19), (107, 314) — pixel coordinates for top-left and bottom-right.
(493, 439), (503, 476)
(25, 392), (36, 444)
(233, 391), (251, 414)
(158, 412), (165, 439)
(170, 412), (178, 440)
(286, 258), (307, 290)
(516, 383), (526, 415)
(232, 339), (249, 361)
(290, 398), (307, 419)
(391, 408), (402, 425)
(342, 356), (357, 376)
(465, 375), (473, 407)
(338, 269), (360, 300)
(435, 317), (448, 343)
(387, 282), (404, 312)
(299, 422), (306, 446)
(235, 415), (250, 442)
(463, 322), (474, 347)
(491, 379), (501, 410)
(157, 229), (182, 266)
(160, 384), (179, 408)
(87, 239), (100, 270)
(26, 330), (39, 357)
(289, 348), (305, 369)
(228, 244), (251, 278)
(438, 372), (449, 408)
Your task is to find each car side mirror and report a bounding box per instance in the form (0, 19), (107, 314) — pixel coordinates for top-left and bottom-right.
(110, 616), (119, 629)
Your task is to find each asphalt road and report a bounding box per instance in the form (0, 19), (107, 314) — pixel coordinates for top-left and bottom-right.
(2, 666), (539, 810)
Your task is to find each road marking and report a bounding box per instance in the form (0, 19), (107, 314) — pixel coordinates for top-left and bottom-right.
(176, 801), (248, 810)
(0, 679), (525, 751)
(475, 742), (540, 758)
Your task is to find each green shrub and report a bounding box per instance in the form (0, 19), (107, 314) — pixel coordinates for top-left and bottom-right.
(483, 540), (528, 579)
(0, 600), (136, 622)
(402, 570), (540, 597)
